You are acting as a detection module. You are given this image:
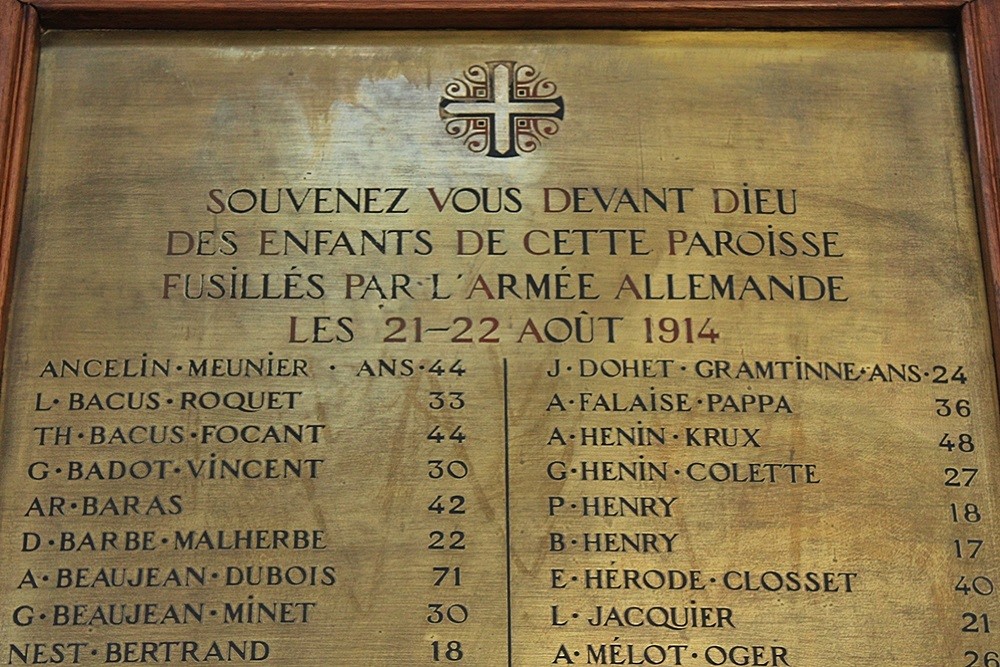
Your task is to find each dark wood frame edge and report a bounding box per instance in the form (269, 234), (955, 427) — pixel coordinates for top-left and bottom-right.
(0, 0), (37, 374)
(961, 0), (1000, 400)
(14, 0), (973, 30)
(1, 0), (999, 392)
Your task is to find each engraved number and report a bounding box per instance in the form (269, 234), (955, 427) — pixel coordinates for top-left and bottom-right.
(432, 566), (462, 587)
(946, 468), (980, 488)
(956, 539), (985, 560)
(964, 650), (1000, 667)
(956, 576), (995, 596)
(428, 460), (469, 480)
(431, 640), (464, 662)
(427, 603), (469, 624)
(963, 613), (992, 633)
(952, 503), (983, 523)
(428, 530), (466, 550)
(937, 399), (972, 417)
(428, 495), (467, 514)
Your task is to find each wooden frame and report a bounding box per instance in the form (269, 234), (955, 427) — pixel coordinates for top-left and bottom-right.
(1, 0), (999, 386)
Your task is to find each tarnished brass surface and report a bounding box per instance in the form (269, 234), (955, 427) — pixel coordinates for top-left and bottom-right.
(0, 30), (997, 666)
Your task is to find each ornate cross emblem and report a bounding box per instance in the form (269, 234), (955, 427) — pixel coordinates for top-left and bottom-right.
(440, 61), (565, 158)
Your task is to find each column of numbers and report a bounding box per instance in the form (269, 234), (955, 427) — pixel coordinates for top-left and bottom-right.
(425, 361), (469, 663)
(936, 386), (997, 665)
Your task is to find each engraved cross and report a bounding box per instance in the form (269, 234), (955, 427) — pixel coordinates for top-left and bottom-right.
(440, 61), (565, 158)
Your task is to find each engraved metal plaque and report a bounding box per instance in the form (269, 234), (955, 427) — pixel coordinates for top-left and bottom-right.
(0, 30), (997, 666)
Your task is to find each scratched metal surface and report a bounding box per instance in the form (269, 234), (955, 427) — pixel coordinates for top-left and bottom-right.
(0, 30), (995, 666)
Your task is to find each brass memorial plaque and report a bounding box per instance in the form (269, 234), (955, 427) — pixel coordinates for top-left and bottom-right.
(0, 29), (997, 666)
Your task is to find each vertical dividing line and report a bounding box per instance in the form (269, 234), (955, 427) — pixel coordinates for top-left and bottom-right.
(503, 358), (513, 667)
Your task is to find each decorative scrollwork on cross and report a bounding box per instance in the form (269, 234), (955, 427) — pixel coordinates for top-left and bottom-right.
(440, 61), (565, 158)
